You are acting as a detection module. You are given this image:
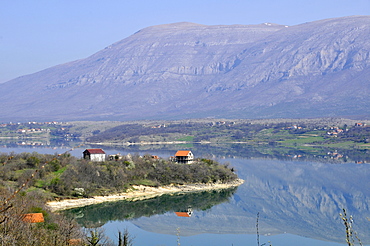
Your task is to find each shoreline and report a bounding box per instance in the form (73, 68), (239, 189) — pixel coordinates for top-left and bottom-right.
(46, 178), (244, 212)
(88, 140), (256, 146)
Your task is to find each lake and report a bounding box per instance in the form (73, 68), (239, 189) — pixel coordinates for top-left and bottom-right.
(0, 141), (369, 246)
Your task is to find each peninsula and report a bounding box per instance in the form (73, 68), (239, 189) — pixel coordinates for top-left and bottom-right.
(1, 150), (240, 211)
(46, 179), (244, 211)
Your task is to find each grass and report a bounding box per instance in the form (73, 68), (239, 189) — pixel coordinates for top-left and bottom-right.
(279, 135), (325, 146)
(358, 143), (370, 149)
(130, 179), (158, 187)
(176, 136), (195, 142)
(54, 166), (67, 175)
(34, 166), (68, 188)
(175, 143), (194, 148)
(324, 141), (357, 148)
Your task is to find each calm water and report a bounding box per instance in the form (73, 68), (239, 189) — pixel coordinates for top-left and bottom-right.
(1, 142), (369, 246)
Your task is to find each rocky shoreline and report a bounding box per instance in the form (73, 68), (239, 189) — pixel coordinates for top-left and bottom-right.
(46, 179), (244, 212)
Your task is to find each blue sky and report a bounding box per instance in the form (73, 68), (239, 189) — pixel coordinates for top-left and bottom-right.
(1, 0), (369, 83)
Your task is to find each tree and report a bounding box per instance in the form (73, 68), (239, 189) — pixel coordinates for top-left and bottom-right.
(85, 228), (113, 246)
(118, 228), (134, 246)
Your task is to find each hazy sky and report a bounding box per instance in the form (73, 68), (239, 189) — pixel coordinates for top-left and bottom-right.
(1, 0), (369, 83)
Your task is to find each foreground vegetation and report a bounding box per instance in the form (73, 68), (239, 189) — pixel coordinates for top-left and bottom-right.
(0, 151), (237, 245)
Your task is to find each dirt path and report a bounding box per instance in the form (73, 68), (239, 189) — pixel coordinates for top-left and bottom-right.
(46, 179), (244, 212)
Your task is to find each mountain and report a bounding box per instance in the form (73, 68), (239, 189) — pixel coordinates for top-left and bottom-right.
(1, 16), (370, 121)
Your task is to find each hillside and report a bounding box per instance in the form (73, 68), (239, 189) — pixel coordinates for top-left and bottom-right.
(0, 16), (369, 121)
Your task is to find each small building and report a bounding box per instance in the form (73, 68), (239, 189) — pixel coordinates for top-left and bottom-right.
(174, 150), (194, 164)
(22, 213), (44, 223)
(355, 123), (366, 127)
(175, 207), (193, 217)
(83, 149), (106, 162)
(108, 153), (123, 161)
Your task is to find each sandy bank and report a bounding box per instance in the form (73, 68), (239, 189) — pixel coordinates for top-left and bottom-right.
(46, 179), (244, 212)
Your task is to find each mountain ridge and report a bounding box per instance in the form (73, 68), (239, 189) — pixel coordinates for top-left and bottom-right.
(1, 16), (369, 121)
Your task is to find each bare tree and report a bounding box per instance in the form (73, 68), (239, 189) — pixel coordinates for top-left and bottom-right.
(84, 228), (114, 246)
(117, 228), (134, 246)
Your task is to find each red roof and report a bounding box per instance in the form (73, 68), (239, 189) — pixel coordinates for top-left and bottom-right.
(22, 213), (44, 223)
(84, 149), (105, 154)
(175, 212), (191, 217)
(175, 150), (192, 157)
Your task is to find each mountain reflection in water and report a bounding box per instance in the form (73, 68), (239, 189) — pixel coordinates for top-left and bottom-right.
(66, 158), (370, 244)
(0, 143), (369, 245)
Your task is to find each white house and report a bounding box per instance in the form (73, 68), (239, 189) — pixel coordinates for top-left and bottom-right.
(83, 149), (106, 162)
(174, 150), (194, 164)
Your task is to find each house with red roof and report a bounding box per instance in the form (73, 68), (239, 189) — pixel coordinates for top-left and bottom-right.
(22, 213), (44, 223)
(175, 212), (192, 217)
(175, 150), (194, 164)
(175, 207), (193, 217)
(83, 149), (106, 162)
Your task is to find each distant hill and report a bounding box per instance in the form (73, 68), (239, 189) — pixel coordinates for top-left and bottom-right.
(1, 16), (369, 121)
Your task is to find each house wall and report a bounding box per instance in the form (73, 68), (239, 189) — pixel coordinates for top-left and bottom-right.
(90, 153), (106, 162)
(176, 155), (194, 164)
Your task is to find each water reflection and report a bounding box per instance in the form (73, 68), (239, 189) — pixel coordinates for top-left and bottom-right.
(128, 162), (366, 244)
(174, 206), (193, 217)
(64, 188), (238, 228)
(1, 139), (370, 163)
(227, 159), (370, 243)
(64, 157), (370, 244)
(1, 142), (369, 245)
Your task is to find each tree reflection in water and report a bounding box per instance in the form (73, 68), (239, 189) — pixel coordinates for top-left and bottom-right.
(63, 187), (238, 228)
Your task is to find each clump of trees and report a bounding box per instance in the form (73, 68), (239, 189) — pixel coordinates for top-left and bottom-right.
(0, 152), (82, 244)
(336, 126), (370, 143)
(0, 151), (237, 199)
(0, 186), (128, 245)
(0, 151), (236, 245)
(0, 179), (83, 245)
(51, 154), (237, 197)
